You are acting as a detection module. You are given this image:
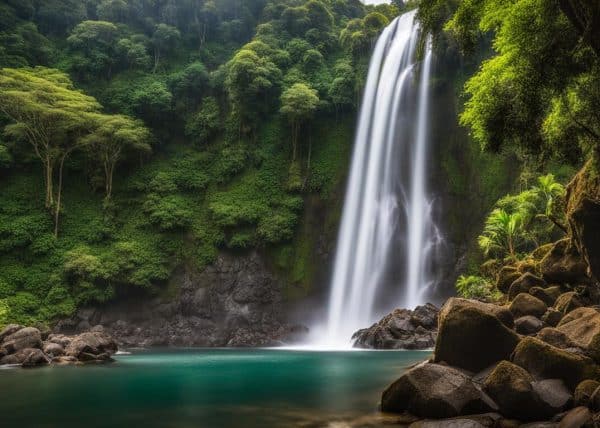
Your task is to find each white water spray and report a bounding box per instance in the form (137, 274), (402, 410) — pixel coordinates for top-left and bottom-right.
(323, 10), (440, 347)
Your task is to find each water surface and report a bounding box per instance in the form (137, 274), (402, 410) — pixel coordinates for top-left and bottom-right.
(0, 348), (427, 428)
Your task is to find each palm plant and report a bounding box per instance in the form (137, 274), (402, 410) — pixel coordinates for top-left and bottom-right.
(533, 174), (567, 233)
(478, 208), (523, 260)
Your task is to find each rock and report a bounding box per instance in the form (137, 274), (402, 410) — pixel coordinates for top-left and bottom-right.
(540, 239), (589, 285)
(512, 337), (599, 389)
(508, 273), (547, 300)
(2, 327), (42, 353)
(483, 361), (536, 420)
(21, 348), (51, 367)
(381, 362), (497, 418)
(532, 379), (572, 416)
(52, 356), (79, 365)
(543, 309), (564, 327)
(589, 385), (600, 411)
(530, 287), (558, 307)
(1, 348), (43, 365)
(0, 324), (25, 342)
(557, 307), (600, 361)
(566, 160), (600, 282)
(497, 267), (521, 294)
(515, 316), (544, 335)
(510, 293), (548, 318)
(574, 380), (600, 407)
(46, 334), (73, 348)
(42, 342), (64, 357)
(409, 419), (488, 428)
(555, 292), (584, 314)
(537, 328), (579, 350)
(65, 331), (118, 360)
(353, 304), (439, 350)
(558, 406), (592, 428)
(434, 298), (519, 372)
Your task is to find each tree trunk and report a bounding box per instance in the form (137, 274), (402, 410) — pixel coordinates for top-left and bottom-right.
(153, 47), (160, 73)
(45, 157), (54, 209)
(54, 154), (67, 238)
(558, 0), (600, 57)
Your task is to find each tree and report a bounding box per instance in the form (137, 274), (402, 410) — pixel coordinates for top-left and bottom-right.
(185, 97), (220, 144)
(280, 83), (320, 161)
(116, 35), (151, 70)
(0, 67), (101, 235)
(82, 114), (152, 200)
(151, 23), (180, 73)
(67, 20), (120, 79)
(478, 209), (523, 261)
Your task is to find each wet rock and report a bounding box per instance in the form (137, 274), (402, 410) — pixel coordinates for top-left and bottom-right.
(52, 356), (79, 365)
(46, 334), (72, 348)
(22, 348), (51, 367)
(2, 327), (42, 353)
(540, 239), (589, 285)
(515, 316), (544, 335)
(508, 273), (547, 300)
(532, 379), (572, 417)
(557, 307), (600, 361)
(558, 406), (592, 428)
(1, 348), (43, 365)
(512, 337), (599, 389)
(543, 309), (564, 327)
(555, 292), (584, 314)
(483, 361), (536, 420)
(510, 293), (548, 318)
(65, 331), (118, 360)
(497, 267), (522, 294)
(409, 419), (488, 428)
(0, 324), (25, 342)
(434, 298), (518, 372)
(353, 304), (439, 350)
(536, 328), (579, 351)
(381, 362), (497, 418)
(42, 342), (65, 357)
(574, 380), (600, 407)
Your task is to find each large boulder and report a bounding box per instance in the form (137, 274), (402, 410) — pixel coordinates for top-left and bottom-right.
(566, 160), (600, 282)
(508, 274), (546, 300)
(42, 342), (65, 357)
(574, 379), (600, 407)
(65, 331), (118, 360)
(21, 348), (51, 367)
(529, 287), (557, 307)
(542, 309), (563, 327)
(0, 348), (46, 365)
(557, 307), (600, 361)
(515, 316), (544, 335)
(497, 267), (522, 294)
(558, 407), (592, 428)
(434, 298), (519, 372)
(509, 293), (547, 318)
(536, 328), (579, 351)
(540, 239), (589, 285)
(381, 363), (496, 418)
(2, 327), (42, 353)
(512, 337), (599, 389)
(0, 324), (25, 342)
(554, 292), (583, 314)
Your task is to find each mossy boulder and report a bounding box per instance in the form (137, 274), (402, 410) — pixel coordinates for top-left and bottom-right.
(554, 292), (583, 314)
(557, 307), (600, 362)
(540, 239), (589, 285)
(434, 298), (519, 372)
(515, 316), (544, 335)
(497, 266), (521, 294)
(529, 287), (556, 307)
(516, 259), (539, 275)
(566, 159), (600, 282)
(541, 308), (563, 327)
(536, 327), (579, 350)
(381, 362), (497, 417)
(509, 293), (547, 319)
(482, 361), (535, 420)
(508, 273), (546, 300)
(512, 337), (599, 389)
(574, 379), (600, 407)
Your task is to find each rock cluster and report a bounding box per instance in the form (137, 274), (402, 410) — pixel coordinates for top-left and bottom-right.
(352, 303), (439, 350)
(0, 324), (118, 368)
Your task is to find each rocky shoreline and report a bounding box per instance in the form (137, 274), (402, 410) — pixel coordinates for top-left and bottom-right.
(0, 324), (118, 368)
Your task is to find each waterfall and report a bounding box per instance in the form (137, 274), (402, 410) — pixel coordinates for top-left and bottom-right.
(324, 10), (440, 346)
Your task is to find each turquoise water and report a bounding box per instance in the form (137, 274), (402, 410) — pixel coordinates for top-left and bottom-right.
(0, 348), (428, 428)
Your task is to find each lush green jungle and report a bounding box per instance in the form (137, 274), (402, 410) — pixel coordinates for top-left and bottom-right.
(0, 0), (598, 331)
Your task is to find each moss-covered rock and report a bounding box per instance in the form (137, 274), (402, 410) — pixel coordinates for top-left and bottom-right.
(497, 266), (521, 294)
(557, 307), (600, 362)
(542, 308), (563, 327)
(509, 293), (547, 319)
(434, 298), (519, 372)
(529, 287), (556, 307)
(512, 336), (599, 389)
(482, 361), (535, 420)
(536, 327), (578, 350)
(515, 316), (544, 335)
(574, 379), (600, 407)
(508, 273), (546, 300)
(540, 239), (589, 285)
(381, 362), (497, 417)
(554, 292), (583, 314)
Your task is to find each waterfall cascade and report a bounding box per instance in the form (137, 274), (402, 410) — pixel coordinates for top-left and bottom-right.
(324, 10), (441, 346)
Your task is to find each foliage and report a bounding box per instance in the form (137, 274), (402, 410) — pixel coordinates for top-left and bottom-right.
(456, 275), (500, 301)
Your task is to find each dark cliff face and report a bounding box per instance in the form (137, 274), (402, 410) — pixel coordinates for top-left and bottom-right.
(56, 251), (307, 347)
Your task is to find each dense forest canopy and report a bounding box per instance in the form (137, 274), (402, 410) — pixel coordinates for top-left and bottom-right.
(0, 0), (401, 326)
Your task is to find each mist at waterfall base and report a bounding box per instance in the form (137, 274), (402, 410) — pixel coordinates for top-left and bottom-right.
(307, 11), (443, 349)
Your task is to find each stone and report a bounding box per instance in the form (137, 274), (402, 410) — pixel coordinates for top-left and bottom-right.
(574, 380), (600, 407)
(512, 337), (599, 389)
(47, 334), (73, 348)
(537, 328), (579, 350)
(409, 420), (488, 428)
(557, 307), (600, 361)
(497, 266), (521, 294)
(21, 348), (51, 367)
(558, 407), (592, 428)
(434, 298), (519, 372)
(42, 342), (64, 357)
(381, 362), (497, 418)
(65, 331), (118, 360)
(52, 356), (79, 365)
(530, 287), (557, 307)
(510, 293), (548, 318)
(589, 385), (600, 411)
(0, 324), (25, 342)
(555, 292), (584, 314)
(532, 379), (572, 416)
(540, 239), (589, 285)
(2, 327), (42, 353)
(515, 316), (544, 335)
(483, 361), (536, 420)
(508, 273), (547, 300)
(543, 309), (564, 327)
(353, 304), (438, 350)
(1, 348), (42, 365)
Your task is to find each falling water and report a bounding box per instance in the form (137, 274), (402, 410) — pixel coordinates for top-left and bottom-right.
(324, 10), (440, 346)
